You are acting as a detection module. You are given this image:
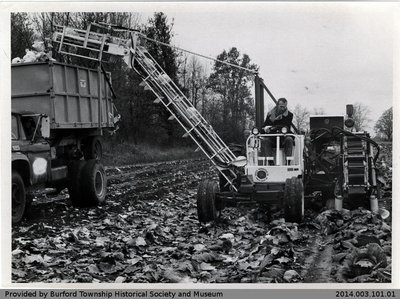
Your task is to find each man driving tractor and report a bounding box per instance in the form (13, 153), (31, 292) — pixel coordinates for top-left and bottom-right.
(262, 98), (294, 160)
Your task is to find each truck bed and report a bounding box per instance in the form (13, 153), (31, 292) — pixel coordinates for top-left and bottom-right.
(12, 61), (115, 130)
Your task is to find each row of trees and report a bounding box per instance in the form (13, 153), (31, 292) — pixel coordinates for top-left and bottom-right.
(11, 12), (393, 147)
(375, 107), (393, 140)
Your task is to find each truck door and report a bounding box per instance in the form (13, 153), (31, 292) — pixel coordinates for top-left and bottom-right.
(19, 116), (51, 185)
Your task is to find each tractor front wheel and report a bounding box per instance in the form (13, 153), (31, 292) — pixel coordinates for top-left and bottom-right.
(284, 177), (304, 223)
(197, 179), (219, 223)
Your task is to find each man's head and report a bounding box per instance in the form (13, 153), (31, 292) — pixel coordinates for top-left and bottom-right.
(276, 98), (288, 114)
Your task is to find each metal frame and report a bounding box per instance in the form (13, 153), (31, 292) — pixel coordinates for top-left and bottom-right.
(245, 133), (304, 183)
(52, 24), (242, 191)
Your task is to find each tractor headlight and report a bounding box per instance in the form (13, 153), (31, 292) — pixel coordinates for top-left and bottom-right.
(345, 118), (355, 128)
(281, 126), (288, 134)
(252, 127), (259, 135)
(255, 169), (268, 181)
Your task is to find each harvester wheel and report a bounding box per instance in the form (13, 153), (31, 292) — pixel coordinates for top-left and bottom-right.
(83, 136), (103, 161)
(80, 160), (107, 206)
(67, 160), (86, 206)
(284, 177), (304, 223)
(197, 179), (219, 222)
(12, 171), (26, 224)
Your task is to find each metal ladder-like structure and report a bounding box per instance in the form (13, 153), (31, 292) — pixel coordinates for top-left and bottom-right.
(52, 24), (241, 191)
(343, 135), (369, 195)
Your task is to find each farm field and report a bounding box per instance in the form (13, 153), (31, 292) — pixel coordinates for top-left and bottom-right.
(11, 145), (392, 284)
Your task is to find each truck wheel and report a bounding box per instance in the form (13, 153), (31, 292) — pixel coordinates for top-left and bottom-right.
(80, 160), (107, 206)
(83, 136), (102, 161)
(12, 171), (26, 224)
(67, 160), (86, 206)
(197, 179), (219, 223)
(284, 177), (304, 223)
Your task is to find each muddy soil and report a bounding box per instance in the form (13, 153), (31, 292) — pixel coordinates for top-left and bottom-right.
(11, 158), (392, 283)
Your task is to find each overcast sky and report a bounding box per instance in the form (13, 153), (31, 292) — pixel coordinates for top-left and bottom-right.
(138, 2), (397, 130)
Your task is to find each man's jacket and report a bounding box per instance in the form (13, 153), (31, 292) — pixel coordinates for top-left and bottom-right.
(263, 107), (294, 129)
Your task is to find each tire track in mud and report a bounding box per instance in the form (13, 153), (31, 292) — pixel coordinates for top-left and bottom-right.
(22, 158), (216, 224)
(105, 158), (216, 201)
(300, 235), (335, 283)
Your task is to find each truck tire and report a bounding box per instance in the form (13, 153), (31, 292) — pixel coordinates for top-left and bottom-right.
(197, 179), (219, 223)
(80, 160), (107, 206)
(83, 136), (102, 161)
(12, 171), (26, 224)
(67, 160), (86, 206)
(284, 177), (304, 223)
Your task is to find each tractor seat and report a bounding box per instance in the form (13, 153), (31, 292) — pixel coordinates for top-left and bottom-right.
(259, 156), (294, 166)
(286, 156), (294, 165)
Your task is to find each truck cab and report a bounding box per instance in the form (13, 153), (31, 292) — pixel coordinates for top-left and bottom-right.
(12, 111), (54, 223)
(11, 110), (107, 224)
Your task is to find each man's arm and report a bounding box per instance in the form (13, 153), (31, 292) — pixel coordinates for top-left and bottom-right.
(263, 113), (273, 127)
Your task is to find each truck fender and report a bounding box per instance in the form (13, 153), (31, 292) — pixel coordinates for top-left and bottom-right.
(12, 154), (32, 186)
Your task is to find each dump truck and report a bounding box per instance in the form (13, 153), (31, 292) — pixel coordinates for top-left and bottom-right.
(11, 61), (118, 223)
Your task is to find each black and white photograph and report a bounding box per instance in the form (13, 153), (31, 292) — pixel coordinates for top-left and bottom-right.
(1, 2), (398, 289)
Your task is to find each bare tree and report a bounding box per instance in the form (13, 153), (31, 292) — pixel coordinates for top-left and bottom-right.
(178, 53), (189, 91)
(374, 107), (393, 140)
(311, 107), (325, 115)
(11, 13), (35, 59)
(352, 102), (372, 131)
(293, 104), (310, 132)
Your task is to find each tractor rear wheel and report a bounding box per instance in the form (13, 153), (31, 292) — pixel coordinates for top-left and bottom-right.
(284, 177), (304, 223)
(197, 179), (219, 222)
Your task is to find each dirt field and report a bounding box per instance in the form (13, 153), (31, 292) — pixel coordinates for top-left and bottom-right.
(12, 155), (392, 283)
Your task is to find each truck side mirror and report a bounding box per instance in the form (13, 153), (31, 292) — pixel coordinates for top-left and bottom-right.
(346, 104), (354, 117)
(41, 116), (50, 138)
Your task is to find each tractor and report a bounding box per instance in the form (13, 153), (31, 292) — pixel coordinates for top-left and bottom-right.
(197, 102), (381, 223)
(197, 123), (305, 223)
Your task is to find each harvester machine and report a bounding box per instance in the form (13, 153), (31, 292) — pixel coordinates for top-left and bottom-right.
(52, 23), (382, 223)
